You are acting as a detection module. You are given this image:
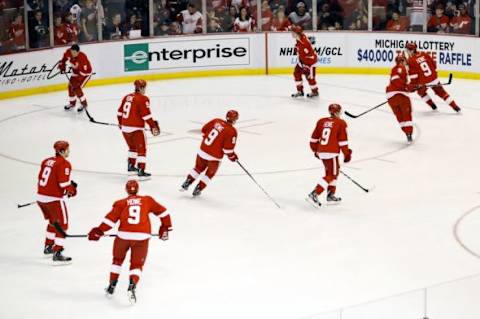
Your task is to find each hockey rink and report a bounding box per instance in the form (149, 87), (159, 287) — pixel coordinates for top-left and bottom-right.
(0, 74), (479, 319)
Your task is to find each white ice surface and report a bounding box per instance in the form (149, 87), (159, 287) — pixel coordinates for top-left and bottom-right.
(0, 74), (479, 319)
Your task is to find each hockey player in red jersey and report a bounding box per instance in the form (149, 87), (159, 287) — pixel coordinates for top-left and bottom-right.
(405, 42), (460, 112)
(59, 44), (92, 112)
(307, 104), (352, 207)
(180, 110), (239, 196)
(117, 80), (160, 179)
(291, 25), (318, 98)
(88, 180), (172, 304)
(36, 140), (77, 264)
(386, 54), (414, 144)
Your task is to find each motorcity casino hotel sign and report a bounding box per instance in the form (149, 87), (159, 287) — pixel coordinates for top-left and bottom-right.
(124, 38), (250, 72)
(357, 38), (472, 66)
(0, 60), (64, 87)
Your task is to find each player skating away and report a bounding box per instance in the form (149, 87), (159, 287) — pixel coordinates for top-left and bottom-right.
(36, 141), (77, 264)
(117, 80), (160, 180)
(180, 110), (239, 197)
(307, 104), (352, 207)
(386, 54), (414, 144)
(405, 42), (461, 112)
(59, 44), (92, 113)
(291, 25), (318, 98)
(88, 180), (172, 304)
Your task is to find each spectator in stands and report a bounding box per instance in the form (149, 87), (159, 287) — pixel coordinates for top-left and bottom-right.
(177, 3), (203, 34)
(207, 15), (224, 32)
(70, 4), (82, 25)
(156, 21), (170, 35)
(221, 5), (237, 31)
(386, 10), (409, 31)
(261, 0), (274, 31)
(231, 0), (248, 12)
(153, 0), (172, 30)
(449, 3), (471, 34)
(234, 6), (256, 32)
(271, 6), (291, 31)
(103, 12), (125, 40)
(269, 0), (285, 14)
(407, 0), (424, 31)
(29, 9), (49, 48)
(169, 21), (182, 35)
(64, 11), (79, 44)
(27, 0), (46, 11)
(427, 3), (449, 32)
(53, 0), (73, 14)
(8, 13), (26, 51)
(288, 1), (312, 30)
(125, 13), (142, 37)
(345, 0), (368, 30)
(54, 14), (65, 45)
(81, 0), (98, 42)
(318, 2), (342, 30)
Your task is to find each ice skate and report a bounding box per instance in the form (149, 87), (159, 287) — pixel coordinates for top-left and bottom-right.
(64, 104), (75, 111)
(128, 163), (138, 175)
(105, 280), (117, 298)
(127, 281), (137, 305)
(306, 91), (319, 98)
(406, 134), (413, 144)
(180, 178), (193, 192)
(326, 193), (342, 202)
(43, 244), (54, 256)
(192, 184), (202, 197)
(77, 105), (85, 113)
(453, 106), (461, 113)
(52, 249), (72, 265)
(430, 103), (438, 111)
(291, 91), (304, 98)
(137, 169), (151, 181)
(306, 190), (321, 208)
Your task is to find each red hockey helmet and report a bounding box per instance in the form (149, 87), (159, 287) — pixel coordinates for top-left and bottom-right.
(291, 24), (303, 34)
(126, 180), (139, 195)
(226, 109), (239, 123)
(405, 42), (417, 52)
(328, 103), (342, 117)
(53, 140), (69, 153)
(134, 79), (147, 90)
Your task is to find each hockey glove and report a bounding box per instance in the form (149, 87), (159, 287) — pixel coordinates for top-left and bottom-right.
(302, 66), (311, 77)
(150, 120), (160, 136)
(88, 227), (104, 241)
(65, 183), (77, 197)
(343, 149), (352, 163)
(59, 63), (66, 73)
(227, 152), (238, 162)
(314, 152), (320, 159)
(159, 225), (171, 241)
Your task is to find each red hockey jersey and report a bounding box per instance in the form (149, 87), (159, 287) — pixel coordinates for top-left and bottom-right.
(59, 50), (92, 77)
(117, 92), (156, 133)
(310, 117), (349, 159)
(407, 51), (438, 85)
(386, 64), (409, 98)
(98, 195), (172, 241)
(296, 33), (317, 66)
(37, 155), (73, 202)
(198, 118), (238, 161)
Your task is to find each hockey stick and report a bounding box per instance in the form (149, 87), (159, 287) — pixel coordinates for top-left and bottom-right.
(423, 73), (453, 88)
(53, 222), (159, 238)
(64, 72), (96, 122)
(340, 170), (370, 193)
(345, 101), (388, 119)
(236, 161), (281, 208)
(17, 201), (36, 208)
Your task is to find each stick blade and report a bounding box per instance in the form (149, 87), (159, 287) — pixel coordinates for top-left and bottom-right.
(448, 73), (453, 84)
(344, 111), (358, 118)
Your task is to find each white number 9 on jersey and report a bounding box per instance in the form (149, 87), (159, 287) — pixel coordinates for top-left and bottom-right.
(320, 128), (332, 145)
(205, 128), (219, 146)
(420, 61), (432, 77)
(128, 205), (141, 224)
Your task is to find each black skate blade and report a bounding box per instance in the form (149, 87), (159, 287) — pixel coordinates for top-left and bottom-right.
(305, 196), (321, 209)
(137, 176), (151, 181)
(127, 291), (136, 305)
(52, 260), (72, 266)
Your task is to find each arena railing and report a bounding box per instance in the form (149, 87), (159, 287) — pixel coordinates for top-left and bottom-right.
(0, 0), (478, 56)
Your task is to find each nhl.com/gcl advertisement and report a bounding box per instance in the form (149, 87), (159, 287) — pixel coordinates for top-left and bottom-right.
(123, 38), (251, 72)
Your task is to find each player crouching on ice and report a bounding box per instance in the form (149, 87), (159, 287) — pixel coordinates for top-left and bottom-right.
(180, 110), (239, 197)
(307, 104), (352, 207)
(88, 180), (172, 304)
(386, 53), (415, 144)
(291, 25), (319, 98)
